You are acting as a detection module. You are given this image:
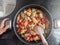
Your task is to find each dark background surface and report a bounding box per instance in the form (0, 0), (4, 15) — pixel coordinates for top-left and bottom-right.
(0, 0), (60, 45)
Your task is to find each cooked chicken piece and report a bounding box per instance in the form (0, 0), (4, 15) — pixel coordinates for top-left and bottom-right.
(33, 36), (40, 41)
(32, 12), (37, 17)
(30, 30), (35, 34)
(37, 10), (44, 18)
(24, 10), (27, 14)
(20, 29), (27, 34)
(38, 23), (45, 29)
(27, 17), (31, 20)
(32, 9), (37, 17)
(20, 26), (24, 29)
(17, 14), (20, 21)
(28, 24), (35, 29)
(21, 12), (25, 18)
(31, 24), (35, 29)
(27, 8), (31, 12)
(32, 12), (36, 17)
(39, 13), (43, 18)
(24, 9), (31, 16)
(26, 8), (31, 16)
(32, 8), (36, 12)
(24, 20), (28, 27)
(24, 33), (31, 41)
(32, 17), (38, 24)
(27, 12), (31, 16)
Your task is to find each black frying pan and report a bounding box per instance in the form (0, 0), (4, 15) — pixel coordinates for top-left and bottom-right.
(13, 4), (52, 45)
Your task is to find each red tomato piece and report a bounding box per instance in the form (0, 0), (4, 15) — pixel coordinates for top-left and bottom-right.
(42, 17), (47, 24)
(23, 18), (26, 23)
(32, 33), (39, 37)
(17, 29), (21, 33)
(20, 22), (24, 26)
(28, 20), (32, 24)
(27, 35), (33, 41)
(17, 20), (22, 26)
(29, 35), (32, 38)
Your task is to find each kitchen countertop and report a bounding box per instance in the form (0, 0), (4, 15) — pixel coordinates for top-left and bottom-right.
(0, 0), (60, 45)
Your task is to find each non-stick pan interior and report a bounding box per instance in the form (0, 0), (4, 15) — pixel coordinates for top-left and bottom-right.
(13, 4), (52, 45)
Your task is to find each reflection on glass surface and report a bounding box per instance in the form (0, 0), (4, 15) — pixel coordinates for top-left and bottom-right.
(0, 11), (4, 17)
(0, 0), (16, 18)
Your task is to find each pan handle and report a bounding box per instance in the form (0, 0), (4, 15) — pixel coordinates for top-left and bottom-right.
(5, 20), (12, 29)
(53, 19), (60, 29)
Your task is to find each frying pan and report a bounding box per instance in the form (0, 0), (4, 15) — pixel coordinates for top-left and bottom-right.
(9, 4), (52, 45)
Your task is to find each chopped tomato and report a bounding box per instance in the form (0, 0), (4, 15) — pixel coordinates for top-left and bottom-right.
(17, 20), (22, 25)
(41, 16), (47, 24)
(27, 35), (33, 41)
(17, 29), (21, 33)
(32, 33), (39, 37)
(28, 20), (32, 24)
(28, 35), (32, 38)
(25, 34), (32, 41)
(20, 22), (24, 26)
(22, 18), (26, 23)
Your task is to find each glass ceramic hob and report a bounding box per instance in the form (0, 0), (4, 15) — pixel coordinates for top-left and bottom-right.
(0, 0), (60, 45)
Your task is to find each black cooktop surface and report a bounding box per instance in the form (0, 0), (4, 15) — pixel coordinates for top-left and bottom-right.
(0, 0), (60, 45)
